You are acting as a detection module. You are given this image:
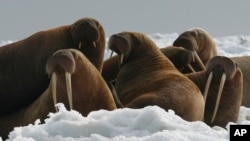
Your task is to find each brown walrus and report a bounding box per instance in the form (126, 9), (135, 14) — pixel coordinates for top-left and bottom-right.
(173, 28), (218, 72)
(108, 31), (204, 121)
(102, 46), (194, 83)
(186, 56), (243, 127)
(0, 49), (116, 140)
(160, 46), (194, 72)
(231, 56), (250, 107)
(0, 17), (106, 116)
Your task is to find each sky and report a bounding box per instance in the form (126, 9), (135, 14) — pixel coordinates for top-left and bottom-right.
(0, 0), (250, 40)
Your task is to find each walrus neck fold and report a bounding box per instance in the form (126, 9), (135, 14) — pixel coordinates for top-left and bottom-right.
(115, 48), (176, 102)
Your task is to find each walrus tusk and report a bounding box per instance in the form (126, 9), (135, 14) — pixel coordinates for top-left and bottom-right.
(203, 72), (213, 105)
(120, 54), (124, 65)
(187, 64), (196, 73)
(93, 42), (96, 48)
(51, 72), (58, 112)
(78, 42), (82, 49)
(211, 73), (226, 123)
(193, 51), (206, 70)
(110, 51), (114, 58)
(107, 81), (124, 108)
(65, 72), (73, 110)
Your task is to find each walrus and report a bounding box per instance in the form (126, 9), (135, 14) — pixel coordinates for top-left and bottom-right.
(102, 46), (194, 83)
(0, 17), (106, 116)
(160, 46), (195, 72)
(108, 31), (204, 121)
(0, 49), (116, 140)
(186, 56), (243, 127)
(231, 56), (250, 107)
(173, 28), (218, 72)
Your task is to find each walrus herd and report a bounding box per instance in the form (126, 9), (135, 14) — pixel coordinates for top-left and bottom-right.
(0, 17), (248, 139)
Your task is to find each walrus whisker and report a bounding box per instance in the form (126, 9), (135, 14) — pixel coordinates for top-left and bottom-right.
(93, 42), (96, 48)
(65, 72), (73, 110)
(211, 73), (226, 123)
(51, 72), (58, 112)
(203, 72), (213, 104)
(78, 42), (82, 49)
(187, 64), (196, 73)
(193, 51), (206, 70)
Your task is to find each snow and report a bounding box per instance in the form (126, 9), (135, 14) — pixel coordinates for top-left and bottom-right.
(1, 33), (250, 141)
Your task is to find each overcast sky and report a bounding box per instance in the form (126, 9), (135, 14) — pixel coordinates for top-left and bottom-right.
(0, 0), (250, 40)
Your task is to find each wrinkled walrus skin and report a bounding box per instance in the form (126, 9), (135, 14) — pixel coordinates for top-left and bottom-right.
(102, 46), (193, 83)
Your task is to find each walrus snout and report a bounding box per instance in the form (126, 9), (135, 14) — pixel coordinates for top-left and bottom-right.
(206, 56), (237, 79)
(46, 50), (76, 75)
(71, 18), (100, 48)
(173, 37), (206, 71)
(108, 34), (131, 55)
(160, 46), (194, 71)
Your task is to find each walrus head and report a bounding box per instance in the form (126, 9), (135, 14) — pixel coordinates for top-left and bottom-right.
(70, 17), (103, 49)
(46, 48), (116, 114)
(108, 32), (131, 65)
(173, 36), (206, 71)
(173, 36), (197, 51)
(46, 50), (76, 111)
(160, 46), (195, 71)
(108, 31), (159, 66)
(206, 56), (238, 80)
(70, 17), (106, 72)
